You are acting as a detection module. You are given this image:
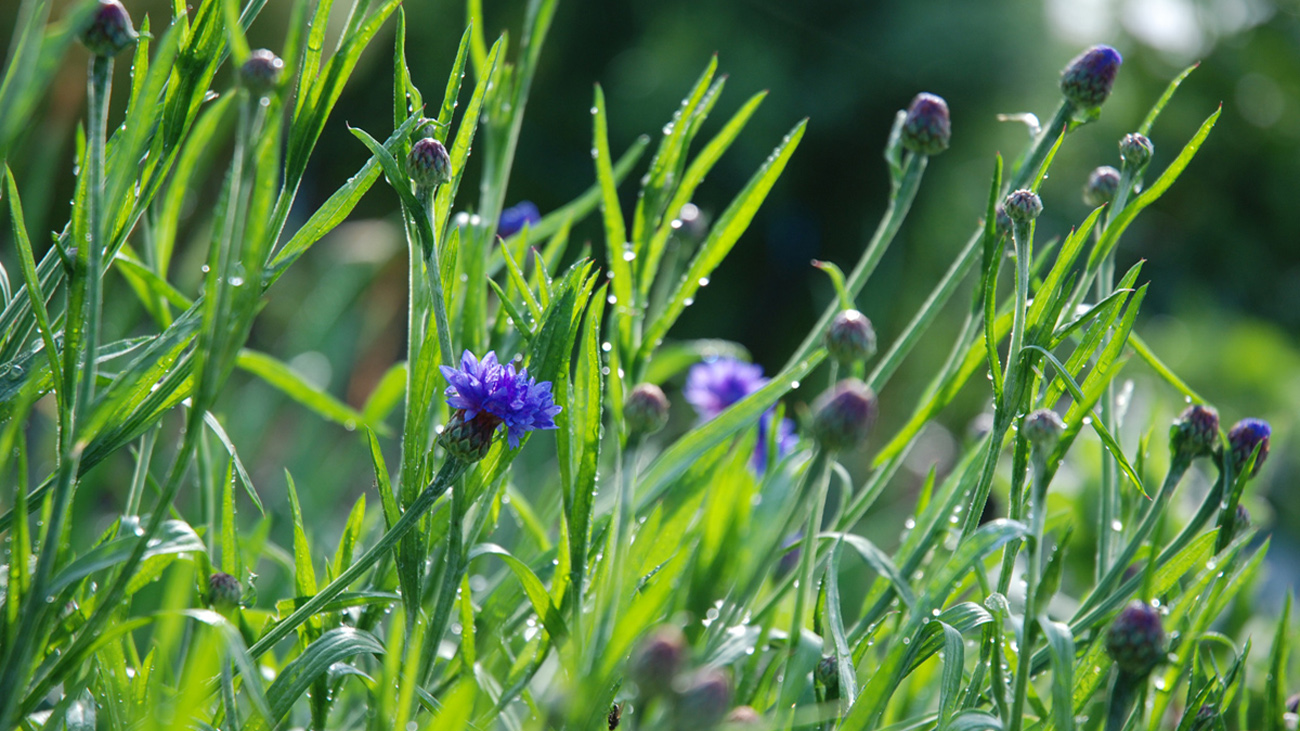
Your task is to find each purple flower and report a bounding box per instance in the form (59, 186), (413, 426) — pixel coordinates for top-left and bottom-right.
(440, 351), (561, 453)
(499, 201), (542, 238)
(685, 358), (797, 469)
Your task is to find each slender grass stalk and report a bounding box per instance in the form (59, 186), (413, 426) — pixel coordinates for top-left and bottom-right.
(1006, 448), (1051, 731)
(422, 476), (469, 681)
(590, 436), (640, 664)
(779, 451), (831, 706)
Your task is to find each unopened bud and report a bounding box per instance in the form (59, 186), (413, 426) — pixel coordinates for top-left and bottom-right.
(1083, 166), (1121, 207)
(1170, 404), (1219, 461)
(407, 137), (452, 189)
(1060, 45), (1123, 110)
(1106, 601), (1166, 676)
(1003, 189), (1043, 223)
(208, 572), (242, 611)
(1022, 409), (1065, 458)
(81, 0), (138, 57)
(811, 379), (878, 452)
(1287, 693), (1300, 714)
(625, 383), (670, 436)
(825, 310), (877, 366)
(676, 669), (732, 729)
(901, 93), (951, 156)
(994, 204), (1012, 239)
(1227, 418), (1271, 477)
(1119, 133), (1154, 170)
(240, 49), (284, 95)
(815, 655), (840, 699)
(629, 626), (687, 698)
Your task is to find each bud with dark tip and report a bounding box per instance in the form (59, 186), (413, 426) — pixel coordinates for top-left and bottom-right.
(1022, 409), (1065, 458)
(1060, 45), (1123, 110)
(407, 137), (452, 190)
(1003, 189), (1043, 224)
(208, 572), (241, 611)
(994, 204), (1012, 239)
(901, 93), (951, 156)
(625, 383), (670, 436)
(1119, 133), (1154, 170)
(815, 655), (840, 699)
(1234, 504), (1251, 533)
(1227, 418), (1271, 477)
(675, 669), (732, 729)
(81, 0), (138, 57)
(240, 49), (284, 95)
(825, 310), (877, 366)
(726, 706), (762, 725)
(1083, 166), (1121, 207)
(629, 626), (687, 698)
(811, 379), (878, 452)
(1170, 404), (1220, 461)
(440, 410), (503, 463)
(1105, 601), (1166, 676)
(1287, 692), (1300, 714)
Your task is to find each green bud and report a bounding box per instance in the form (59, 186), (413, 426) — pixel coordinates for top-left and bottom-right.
(625, 383), (670, 436)
(208, 572), (242, 611)
(810, 379), (878, 453)
(1022, 409), (1064, 458)
(240, 49), (284, 95)
(825, 310), (877, 366)
(1083, 166), (1121, 207)
(1105, 601), (1166, 676)
(1003, 189), (1043, 223)
(81, 0), (138, 57)
(407, 137), (452, 190)
(1119, 133), (1153, 170)
(901, 93), (951, 156)
(1169, 404), (1219, 461)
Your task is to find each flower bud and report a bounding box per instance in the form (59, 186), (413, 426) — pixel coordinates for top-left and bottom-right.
(625, 383), (670, 436)
(1234, 503), (1251, 533)
(1227, 418), (1271, 477)
(629, 626), (687, 698)
(407, 137), (452, 190)
(1287, 692), (1300, 714)
(440, 410), (503, 463)
(901, 93), (951, 156)
(725, 706), (762, 725)
(1022, 409), (1065, 457)
(825, 310), (877, 366)
(1119, 133), (1154, 170)
(1170, 404), (1220, 461)
(240, 49), (284, 95)
(1083, 166), (1121, 207)
(208, 572), (242, 611)
(1003, 189), (1043, 224)
(675, 669), (732, 729)
(1060, 45), (1123, 110)
(815, 655), (840, 699)
(81, 0), (138, 57)
(810, 379), (878, 452)
(994, 204), (1012, 239)
(1105, 601), (1166, 676)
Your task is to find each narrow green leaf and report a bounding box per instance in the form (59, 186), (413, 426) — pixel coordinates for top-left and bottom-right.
(1139, 63), (1199, 136)
(236, 349), (385, 435)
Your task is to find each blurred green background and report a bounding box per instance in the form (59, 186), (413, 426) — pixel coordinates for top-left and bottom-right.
(3, 0), (1298, 593)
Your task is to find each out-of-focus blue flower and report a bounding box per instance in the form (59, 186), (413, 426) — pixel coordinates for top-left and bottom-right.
(441, 350), (561, 450)
(685, 358), (797, 469)
(499, 201), (542, 238)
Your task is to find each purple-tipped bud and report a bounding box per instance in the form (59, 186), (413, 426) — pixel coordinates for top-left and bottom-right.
(440, 410), (503, 463)
(726, 706), (762, 725)
(240, 49), (284, 95)
(1106, 601), (1166, 676)
(815, 656), (840, 699)
(1119, 133), (1154, 170)
(1083, 166), (1121, 207)
(629, 626), (687, 698)
(208, 572), (242, 611)
(1003, 189), (1043, 223)
(902, 93), (951, 156)
(1287, 692), (1300, 714)
(81, 0), (138, 57)
(994, 205), (1012, 239)
(1170, 404), (1220, 461)
(1060, 45), (1123, 110)
(811, 379), (878, 452)
(625, 383), (670, 436)
(1022, 409), (1065, 457)
(826, 310), (877, 366)
(1234, 503), (1251, 533)
(1227, 418), (1271, 477)
(407, 137), (452, 189)
(676, 669), (732, 729)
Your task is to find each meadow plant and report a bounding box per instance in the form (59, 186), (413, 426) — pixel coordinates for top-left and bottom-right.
(0, 1), (1288, 731)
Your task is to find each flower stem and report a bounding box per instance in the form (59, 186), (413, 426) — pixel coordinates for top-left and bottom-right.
(422, 474), (468, 681)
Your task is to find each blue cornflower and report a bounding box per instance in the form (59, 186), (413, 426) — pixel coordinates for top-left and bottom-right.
(440, 351), (561, 461)
(499, 201), (542, 238)
(685, 358), (797, 469)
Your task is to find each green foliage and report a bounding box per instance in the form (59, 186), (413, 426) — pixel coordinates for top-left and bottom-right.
(0, 3), (1284, 731)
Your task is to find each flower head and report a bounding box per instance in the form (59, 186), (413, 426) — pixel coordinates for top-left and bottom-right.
(82, 0), (137, 57)
(499, 201), (542, 238)
(685, 358), (797, 469)
(1119, 133), (1154, 170)
(675, 669), (732, 729)
(1227, 418), (1271, 477)
(1170, 404), (1219, 461)
(901, 93), (952, 156)
(440, 351), (560, 459)
(241, 49), (284, 95)
(1060, 45), (1123, 110)
(1083, 166), (1121, 207)
(625, 383), (670, 436)
(408, 137), (452, 190)
(1106, 601), (1166, 676)
(826, 309), (878, 366)
(811, 379), (878, 452)
(629, 626), (687, 698)
(1023, 409), (1065, 457)
(1004, 189), (1043, 223)
(208, 572), (241, 612)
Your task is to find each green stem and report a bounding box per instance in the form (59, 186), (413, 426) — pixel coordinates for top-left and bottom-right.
(786, 456), (831, 660)
(422, 474), (468, 681)
(1104, 670), (1143, 731)
(1007, 455), (1050, 731)
(590, 437), (639, 665)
